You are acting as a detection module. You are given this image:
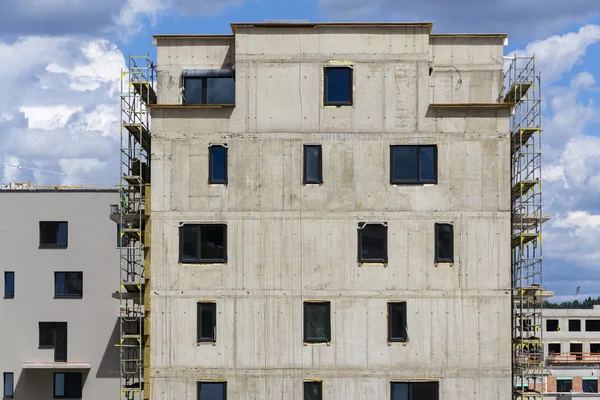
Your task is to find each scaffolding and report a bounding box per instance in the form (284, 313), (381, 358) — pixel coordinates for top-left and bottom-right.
(505, 55), (550, 400)
(110, 54), (156, 400)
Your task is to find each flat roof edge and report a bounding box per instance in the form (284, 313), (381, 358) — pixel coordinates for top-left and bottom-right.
(429, 103), (513, 108)
(430, 33), (508, 38)
(153, 34), (234, 39)
(231, 22), (434, 33)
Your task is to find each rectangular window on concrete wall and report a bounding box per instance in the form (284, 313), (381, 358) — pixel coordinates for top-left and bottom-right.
(54, 272), (83, 298)
(546, 319), (559, 331)
(303, 145), (323, 184)
(304, 381), (323, 400)
(548, 343), (561, 354)
(569, 319), (581, 331)
(39, 221), (68, 248)
(54, 372), (82, 398)
(324, 66), (353, 106)
(198, 382), (226, 400)
(3, 372), (13, 399)
(586, 320), (600, 331)
(4, 272), (14, 298)
(391, 381), (439, 400)
(197, 302), (216, 343)
(357, 222), (388, 263)
(434, 223), (453, 263)
(179, 224), (227, 264)
(304, 302), (331, 343)
(583, 378), (598, 393)
(39, 322), (68, 362)
(209, 145), (228, 184)
(390, 145), (437, 184)
(183, 70), (235, 105)
(388, 302), (407, 342)
(556, 378), (572, 393)
(591, 343), (600, 353)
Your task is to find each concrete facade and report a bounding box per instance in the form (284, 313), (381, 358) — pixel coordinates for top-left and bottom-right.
(0, 190), (120, 399)
(543, 307), (600, 399)
(150, 23), (512, 399)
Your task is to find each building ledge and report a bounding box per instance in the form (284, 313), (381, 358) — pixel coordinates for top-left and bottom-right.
(22, 362), (91, 369)
(429, 103), (513, 108)
(148, 104), (235, 109)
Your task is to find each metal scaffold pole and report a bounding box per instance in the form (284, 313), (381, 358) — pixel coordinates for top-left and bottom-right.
(505, 55), (550, 400)
(111, 54), (156, 400)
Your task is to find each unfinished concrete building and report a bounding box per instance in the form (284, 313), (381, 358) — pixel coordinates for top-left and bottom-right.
(113, 21), (546, 400)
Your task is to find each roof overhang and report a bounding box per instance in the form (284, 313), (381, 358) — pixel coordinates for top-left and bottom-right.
(22, 362), (92, 370)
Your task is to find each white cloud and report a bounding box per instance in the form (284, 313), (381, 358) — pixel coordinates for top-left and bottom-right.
(19, 105), (81, 130)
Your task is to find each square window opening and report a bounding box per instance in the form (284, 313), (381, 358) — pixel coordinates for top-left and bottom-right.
(391, 381), (439, 400)
(54, 372), (82, 399)
(570, 343), (583, 360)
(358, 223), (388, 263)
(209, 145), (228, 184)
(4, 272), (14, 298)
(388, 302), (407, 342)
(54, 272), (83, 298)
(324, 66), (352, 106)
(183, 74), (235, 105)
(304, 381), (323, 400)
(591, 343), (600, 354)
(390, 145), (437, 184)
(179, 224), (227, 264)
(568, 319), (581, 331)
(584, 379), (599, 393)
(546, 319), (559, 331)
(548, 343), (561, 354)
(197, 302), (217, 343)
(586, 319), (600, 332)
(556, 379), (572, 393)
(39, 221), (68, 248)
(304, 302), (331, 343)
(198, 382), (226, 400)
(435, 223), (454, 263)
(3, 372), (14, 399)
(303, 145), (323, 185)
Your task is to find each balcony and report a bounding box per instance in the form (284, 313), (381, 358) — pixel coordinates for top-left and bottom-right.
(547, 352), (600, 365)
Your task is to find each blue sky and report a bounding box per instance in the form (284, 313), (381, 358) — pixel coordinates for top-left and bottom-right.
(1, 0), (600, 302)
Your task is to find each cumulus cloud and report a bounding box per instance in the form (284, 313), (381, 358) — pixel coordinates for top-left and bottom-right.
(318, 0), (600, 37)
(0, 37), (126, 186)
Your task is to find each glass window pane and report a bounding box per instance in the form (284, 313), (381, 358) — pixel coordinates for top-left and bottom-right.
(199, 382), (225, 400)
(392, 382), (409, 400)
(200, 304), (215, 340)
(54, 373), (65, 396)
(304, 382), (322, 400)
(200, 225), (225, 261)
(584, 380), (598, 393)
(390, 303), (406, 340)
(181, 226), (199, 261)
(55, 273), (66, 296)
(40, 222), (58, 245)
(391, 146), (418, 182)
(5, 272), (14, 297)
(184, 78), (204, 104)
(210, 146), (226, 183)
(412, 382), (439, 400)
(436, 224), (453, 261)
(4, 373), (14, 397)
(419, 146), (436, 181)
(305, 303), (329, 341)
(66, 273), (82, 296)
(304, 146), (322, 183)
(360, 225), (387, 262)
(325, 68), (351, 104)
(64, 373), (82, 397)
(207, 77), (235, 104)
(54, 323), (67, 362)
(57, 222), (68, 246)
(39, 323), (54, 347)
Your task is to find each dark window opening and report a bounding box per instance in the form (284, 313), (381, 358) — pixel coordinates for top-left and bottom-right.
(198, 382), (226, 400)
(179, 224), (227, 264)
(184, 75), (235, 105)
(546, 319), (559, 331)
(3, 372), (13, 399)
(54, 372), (82, 399)
(571, 343), (583, 360)
(548, 343), (561, 354)
(324, 66), (352, 106)
(557, 379), (572, 393)
(39, 221), (68, 248)
(591, 343), (600, 354)
(197, 302), (217, 343)
(435, 223), (454, 263)
(304, 381), (323, 400)
(39, 322), (67, 362)
(390, 145), (437, 184)
(586, 320), (600, 332)
(391, 381), (439, 400)
(569, 319), (581, 331)
(583, 379), (598, 393)
(4, 272), (14, 298)
(303, 145), (323, 184)
(358, 223), (388, 263)
(304, 302), (331, 343)
(54, 272), (83, 298)
(388, 302), (407, 342)
(209, 145), (228, 184)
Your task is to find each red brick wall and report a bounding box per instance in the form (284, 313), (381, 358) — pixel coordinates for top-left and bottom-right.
(573, 376), (583, 392)
(546, 377), (556, 393)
